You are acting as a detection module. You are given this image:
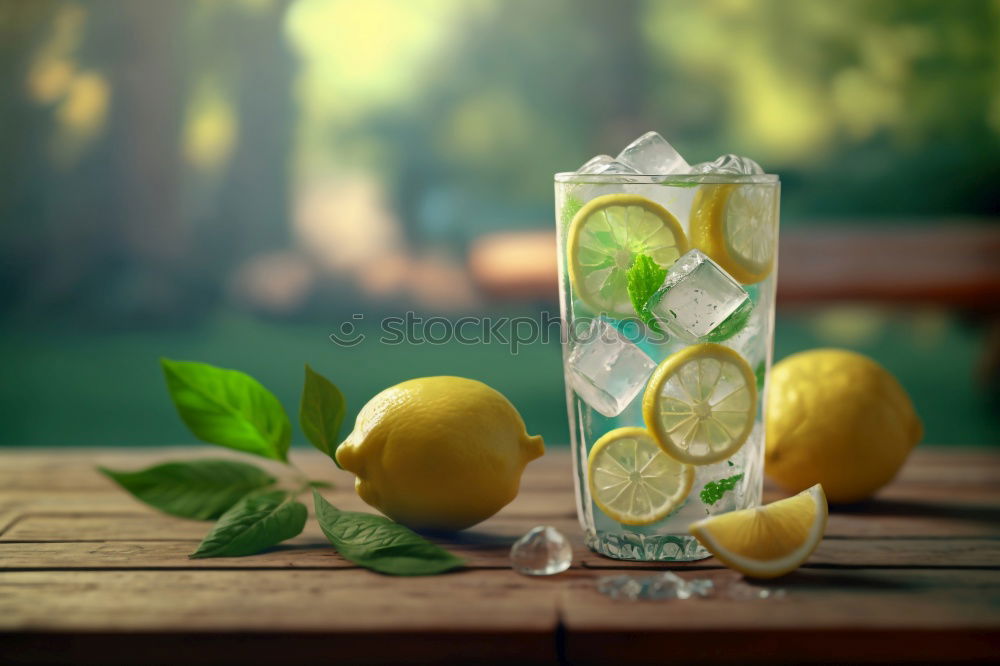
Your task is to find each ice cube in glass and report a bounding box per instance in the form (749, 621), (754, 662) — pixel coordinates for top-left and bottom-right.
(616, 131), (691, 175)
(646, 249), (752, 342)
(690, 153), (764, 175)
(566, 318), (656, 417)
(577, 155), (637, 175)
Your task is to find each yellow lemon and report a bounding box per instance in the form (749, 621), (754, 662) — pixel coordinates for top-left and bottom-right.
(567, 193), (688, 317)
(336, 376), (544, 530)
(588, 427), (694, 526)
(690, 183), (778, 285)
(766, 349), (923, 504)
(643, 343), (758, 465)
(690, 484), (827, 579)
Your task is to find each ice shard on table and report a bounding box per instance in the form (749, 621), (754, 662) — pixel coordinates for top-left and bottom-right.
(510, 526), (572, 576)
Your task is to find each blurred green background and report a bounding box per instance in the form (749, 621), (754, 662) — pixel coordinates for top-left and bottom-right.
(1, 0), (997, 448)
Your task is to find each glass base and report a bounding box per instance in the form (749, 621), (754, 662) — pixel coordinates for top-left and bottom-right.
(585, 530), (711, 562)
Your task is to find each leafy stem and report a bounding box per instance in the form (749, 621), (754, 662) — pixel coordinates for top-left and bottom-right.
(102, 360), (464, 574)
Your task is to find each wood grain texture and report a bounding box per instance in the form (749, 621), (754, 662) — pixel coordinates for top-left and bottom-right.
(1, 446), (998, 665)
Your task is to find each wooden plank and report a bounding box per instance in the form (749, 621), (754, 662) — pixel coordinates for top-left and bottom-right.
(0, 510), (581, 545)
(0, 514), (588, 570)
(0, 569), (560, 631)
(580, 538), (1000, 570)
(0, 569), (560, 666)
(2, 631), (558, 666)
(1, 569), (998, 666)
(562, 568), (1000, 664)
(0, 541), (353, 570)
(825, 511), (1000, 538)
(6, 515), (998, 571)
(776, 225), (1000, 309)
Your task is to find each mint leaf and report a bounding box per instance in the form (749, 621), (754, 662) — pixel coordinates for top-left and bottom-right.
(161, 358), (292, 462)
(299, 365), (346, 463)
(190, 490), (307, 558)
(308, 480), (335, 489)
(700, 473), (744, 506)
(312, 490), (464, 576)
(99, 459), (276, 521)
(626, 254), (667, 331)
(560, 194), (584, 227)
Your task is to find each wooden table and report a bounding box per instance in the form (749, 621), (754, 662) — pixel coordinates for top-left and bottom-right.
(1, 447), (998, 665)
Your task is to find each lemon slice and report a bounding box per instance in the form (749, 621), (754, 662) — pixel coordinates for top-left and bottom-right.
(642, 343), (757, 465)
(689, 484), (828, 578)
(588, 427), (693, 526)
(690, 184), (778, 284)
(568, 194), (688, 317)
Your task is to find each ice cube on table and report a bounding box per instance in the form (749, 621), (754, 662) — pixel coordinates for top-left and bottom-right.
(616, 131), (691, 175)
(646, 249), (753, 342)
(597, 571), (715, 601)
(567, 318), (656, 417)
(577, 154), (637, 175)
(510, 526), (572, 576)
(690, 153), (764, 175)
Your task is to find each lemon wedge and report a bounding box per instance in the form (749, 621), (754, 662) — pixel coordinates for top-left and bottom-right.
(588, 427), (693, 526)
(690, 183), (778, 285)
(568, 194), (688, 317)
(689, 484), (828, 578)
(643, 343), (757, 465)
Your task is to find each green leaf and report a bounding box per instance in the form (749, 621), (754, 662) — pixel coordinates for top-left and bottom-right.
(308, 480), (335, 489)
(161, 358), (292, 462)
(626, 253), (667, 332)
(99, 459), (276, 521)
(312, 490), (464, 576)
(190, 490), (307, 558)
(560, 194), (584, 227)
(699, 473), (745, 506)
(299, 365), (346, 463)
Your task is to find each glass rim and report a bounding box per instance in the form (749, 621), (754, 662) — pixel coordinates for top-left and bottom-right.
(553, 172), (779, 185)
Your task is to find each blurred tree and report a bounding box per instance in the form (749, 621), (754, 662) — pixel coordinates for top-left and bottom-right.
(1, 0), (998, 325)
(0, 0), (295, 327)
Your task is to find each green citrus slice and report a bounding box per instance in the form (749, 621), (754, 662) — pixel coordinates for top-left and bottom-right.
(643, 343), (757, 465)
(568, 194), (688, 317)
(588, 427), (694, 526)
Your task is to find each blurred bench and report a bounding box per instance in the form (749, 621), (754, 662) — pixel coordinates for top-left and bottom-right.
(468, 225), (1000, 311)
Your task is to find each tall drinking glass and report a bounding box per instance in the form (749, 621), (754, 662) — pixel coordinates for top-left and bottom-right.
(554, 172), (780, 561)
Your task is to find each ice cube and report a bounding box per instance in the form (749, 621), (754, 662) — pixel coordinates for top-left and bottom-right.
(510, 526), (572, 576)
(577, 154), (637, 175)
(567, 318), (657, 417)
(616, 131), (691, 175)
(724, 311), (767, 386)
(597, 572), (715, 601)
(646, 249), (753, 342)
(690, 153), (764, 175)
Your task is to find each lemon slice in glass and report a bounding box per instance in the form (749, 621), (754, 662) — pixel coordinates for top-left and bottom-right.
(690, 184), (778, 285)
(689, 484), (828, 578)
(568, 194), (688, 317)
(642, 343), (757, 465)
(587, 427), (693, 526)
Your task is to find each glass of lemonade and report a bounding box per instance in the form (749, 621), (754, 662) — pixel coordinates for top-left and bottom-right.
(554, 138), (779, 561)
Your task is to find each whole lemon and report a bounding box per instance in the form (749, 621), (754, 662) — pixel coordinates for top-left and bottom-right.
(765, 349), (922, 504)
(336, 376), (545, 530)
